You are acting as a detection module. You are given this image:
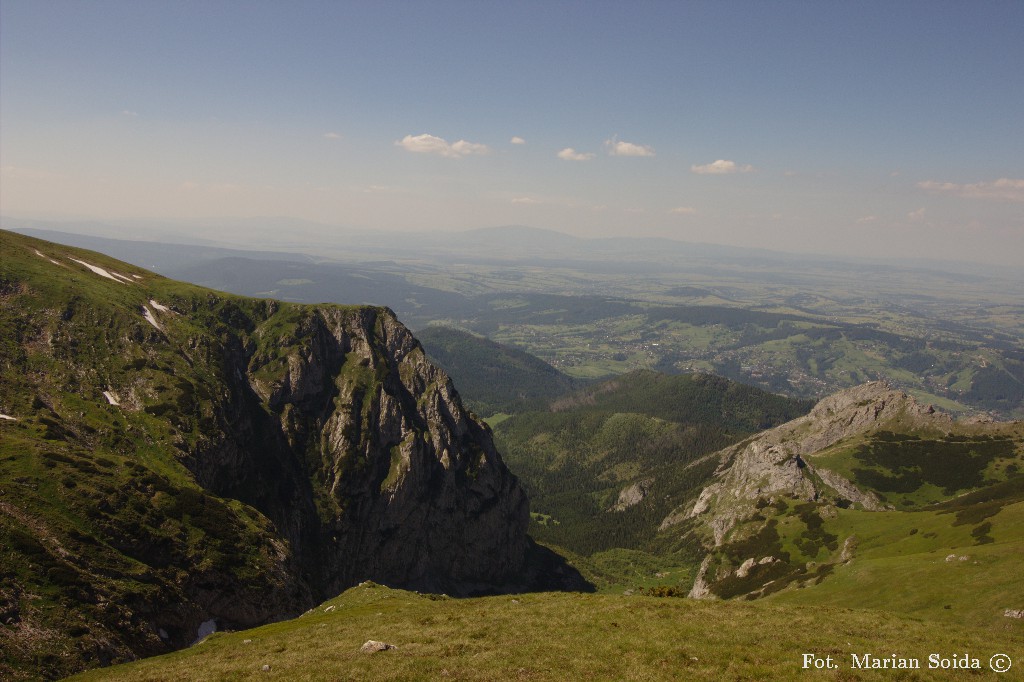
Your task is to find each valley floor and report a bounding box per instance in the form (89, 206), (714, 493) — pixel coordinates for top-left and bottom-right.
(67, 584), (1020, 681)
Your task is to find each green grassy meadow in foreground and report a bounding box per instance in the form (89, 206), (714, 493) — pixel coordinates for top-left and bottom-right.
(68, 584), (1021, 681)
(768, 499), (1024, 630)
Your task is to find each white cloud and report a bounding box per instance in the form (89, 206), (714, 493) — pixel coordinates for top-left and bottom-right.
(557, 147), (595, 161)
(396, 133), (490, 158)
(606, 138), (655, 157)
(510, 136), (526, 145)
(669, 206), (697, 215)
(324, 132), (342, 140)
(451, 139), (489, 156)
(511, 197), (540, 205)
(121, 110), (138, 117)
(397, 133), (450, 156)
(916, 178), (1024, 202)
(907, 207), (927, 222)
(690, 159), (755, 175)
(856, 215), (879, 224)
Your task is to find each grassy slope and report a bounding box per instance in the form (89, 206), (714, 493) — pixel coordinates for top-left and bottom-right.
(68, 583), (1021, 681)
(60, 410), (1024, 679)
(809, 429), (1022, 508)
(768, 490), (1024, 631)
(5, 242), (522, 674)
(0, 230), (370, 678)
(696, 408), (1024, 629)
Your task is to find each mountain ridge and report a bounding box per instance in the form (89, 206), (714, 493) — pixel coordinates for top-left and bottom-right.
(672, 381), (1024, 605)
(0, 230), (583, 680)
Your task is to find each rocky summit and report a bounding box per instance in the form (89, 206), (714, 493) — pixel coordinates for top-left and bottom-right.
(670, 382), (926, 546)
(0, 231), (575, 680)
(669, 381), (1023, 601)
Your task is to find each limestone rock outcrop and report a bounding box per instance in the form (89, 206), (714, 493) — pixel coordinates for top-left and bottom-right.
(664, 382), (935, 545)
(188, 305), (531, 598)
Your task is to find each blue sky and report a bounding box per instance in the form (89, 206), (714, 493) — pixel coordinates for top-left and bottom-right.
(2, 0), (1022, 265)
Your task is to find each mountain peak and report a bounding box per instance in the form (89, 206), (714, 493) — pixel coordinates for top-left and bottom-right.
(667, 382), (957, 546)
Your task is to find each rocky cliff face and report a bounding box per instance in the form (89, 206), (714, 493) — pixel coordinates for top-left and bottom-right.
(113, 301), (534, 601)
(0, 231), (552, 680)
(663, 381), (960, 600)
(667, 382), (944, 546)
(233, 305), (530, 596)
(670, 381), (1023, 602)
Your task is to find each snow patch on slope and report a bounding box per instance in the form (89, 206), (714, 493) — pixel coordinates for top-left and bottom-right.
(69, 258), (126, 283)
(34, 250), (62, 266)
(103, 391), (120, 406)
(142, 305), (162, 331)
(191, 619), (217, 645)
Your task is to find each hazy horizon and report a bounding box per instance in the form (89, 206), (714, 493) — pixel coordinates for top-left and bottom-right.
(2, 1), (1022, 266)
(9, 216), (1024, 283)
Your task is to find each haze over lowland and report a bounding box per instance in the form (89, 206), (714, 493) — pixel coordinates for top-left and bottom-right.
(1, 1), (1022, 266)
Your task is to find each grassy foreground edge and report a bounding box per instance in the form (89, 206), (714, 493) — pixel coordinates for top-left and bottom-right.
(67, 583), (1021, 681)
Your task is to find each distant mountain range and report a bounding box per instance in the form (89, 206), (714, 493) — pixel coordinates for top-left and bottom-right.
(7, 217), (1022, 279)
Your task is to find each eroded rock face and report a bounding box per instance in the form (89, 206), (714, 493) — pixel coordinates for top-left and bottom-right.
(796, 381), (948, 454)
(608, 478), (654, 512)
(195, 306), (530, 598)
(687, 555), (716, 599)
(665, 382), (932, 545)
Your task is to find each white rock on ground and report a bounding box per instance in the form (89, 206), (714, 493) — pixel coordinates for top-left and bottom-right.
(360, 640), (396, 653)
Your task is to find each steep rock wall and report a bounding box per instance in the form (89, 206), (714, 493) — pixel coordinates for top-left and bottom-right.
(182, 304), (530, 598)
(667, 382), (932, 545)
